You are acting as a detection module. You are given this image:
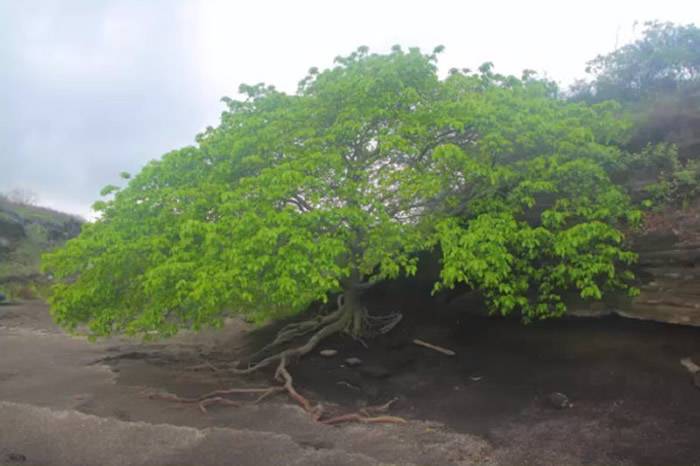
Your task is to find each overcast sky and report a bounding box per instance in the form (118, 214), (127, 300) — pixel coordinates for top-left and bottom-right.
(1, 0), (698, 217)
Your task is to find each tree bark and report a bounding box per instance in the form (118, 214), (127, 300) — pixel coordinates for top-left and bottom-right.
(341, 278), (368, 337)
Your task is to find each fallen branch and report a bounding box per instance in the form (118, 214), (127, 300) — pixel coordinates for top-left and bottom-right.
(413, 339), (455, 356)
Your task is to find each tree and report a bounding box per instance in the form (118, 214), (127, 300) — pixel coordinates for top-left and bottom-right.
(43, 47), (639, 375)
(570, 21), (700, 202)
(571, 21), (700, 104)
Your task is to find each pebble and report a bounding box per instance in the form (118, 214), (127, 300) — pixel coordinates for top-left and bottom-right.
(547, 392), (572, 409)
(345, 357), (362, 367)
(319, 349), (338, 357)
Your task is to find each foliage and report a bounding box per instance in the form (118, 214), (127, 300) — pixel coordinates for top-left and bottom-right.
(622, 143), (700, 208)
(430, 71), (639, 320)
(571, 21), (700, 207)
(571, 21), (700, 104)
(44, 47), (640, 337)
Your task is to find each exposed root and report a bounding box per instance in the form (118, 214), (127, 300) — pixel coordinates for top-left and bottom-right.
(151, 292), (406, 426)
(232, 298), (403, 376)
(320, 397), (406, 425)
(150, 357), (317, 417)
(321, 414), (407, 425)
(198, 397), (241, 413)
(151, 356), (404, 425)
(149, 386), (284, 413)
(231, 303), (353, 375)
(365, 311), (403, 336)
(248, 303), (344, 361)
(275, 356), (322, 419)
(185, 361), (224, 372)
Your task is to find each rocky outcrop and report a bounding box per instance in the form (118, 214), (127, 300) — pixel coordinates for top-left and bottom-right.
(568, 202), (700, 326)
(624, 205), (700, 326)
(0, 199), (82, 287)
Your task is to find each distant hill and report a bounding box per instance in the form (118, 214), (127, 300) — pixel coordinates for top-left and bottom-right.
(0, 197), (83, 298)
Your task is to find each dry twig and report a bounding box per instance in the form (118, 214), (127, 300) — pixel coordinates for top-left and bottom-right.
(413, 339), (456, 356)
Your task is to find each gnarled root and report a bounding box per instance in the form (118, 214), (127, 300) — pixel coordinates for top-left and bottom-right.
(231, 298), (356, 375)
(156, 293), (406, 425)
(248, 305), (345, 362)
(150, 357), (317, 416)
(149, 386), (284, 413)
(320, 397), (406, 425)
(152, 356), (405, 425)
(232, 295), (402, 375)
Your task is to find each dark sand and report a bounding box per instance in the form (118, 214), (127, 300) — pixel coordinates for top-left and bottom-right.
(1, 296), (699, 465)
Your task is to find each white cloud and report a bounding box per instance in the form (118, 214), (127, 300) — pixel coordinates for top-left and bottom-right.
(1, 0), (698, 217)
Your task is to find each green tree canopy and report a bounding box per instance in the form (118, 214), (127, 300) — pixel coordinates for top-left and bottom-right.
(572, 21), (700, 104)
(44, 48), (639, 360)
(570, 21), (700, 205)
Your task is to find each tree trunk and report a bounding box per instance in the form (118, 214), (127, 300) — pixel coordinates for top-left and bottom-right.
(342, 282), (367, 337)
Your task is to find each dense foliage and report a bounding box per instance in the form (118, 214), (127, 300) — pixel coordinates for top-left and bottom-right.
(44, 47), (640, 337)
(572, 21), (700, 104)
(571, 22), (700, 209)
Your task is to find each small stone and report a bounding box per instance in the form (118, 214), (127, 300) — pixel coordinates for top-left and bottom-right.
(547, 392), (571, 409)
(344, 357), (362, 367)
(319, 349), (338, 357)
(7, 453), (26, 463)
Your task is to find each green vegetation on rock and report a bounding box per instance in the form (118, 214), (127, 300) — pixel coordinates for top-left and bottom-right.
(0, 196), (82, 299)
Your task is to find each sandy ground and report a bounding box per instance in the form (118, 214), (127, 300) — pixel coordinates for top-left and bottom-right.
(1, 298), (700, 465)
(0, 301), (494, 466)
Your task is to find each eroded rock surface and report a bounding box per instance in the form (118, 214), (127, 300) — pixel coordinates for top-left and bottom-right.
(568, 201), (700, 327)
